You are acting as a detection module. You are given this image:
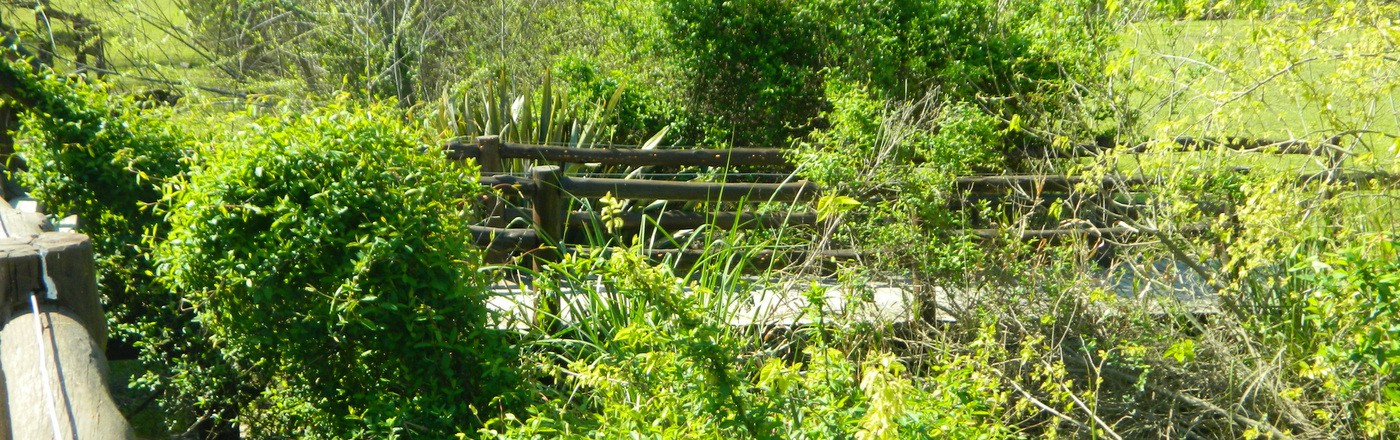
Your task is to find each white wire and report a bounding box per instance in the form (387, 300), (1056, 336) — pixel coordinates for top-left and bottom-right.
(30, 292), (65, 440)
(39, 247), (58, 300)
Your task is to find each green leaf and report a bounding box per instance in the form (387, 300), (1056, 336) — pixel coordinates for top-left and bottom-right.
(816, 194), (861, 222)
(1164, 339), (1196, 364)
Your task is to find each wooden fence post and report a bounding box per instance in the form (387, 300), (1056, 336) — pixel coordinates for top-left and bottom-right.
(478, 135), (504, 175)
(0, 200), (132, 437)
(476, 136), (508, 227)
(529, 165), (565, 332)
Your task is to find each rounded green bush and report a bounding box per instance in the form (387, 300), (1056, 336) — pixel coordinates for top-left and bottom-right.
(157, 101), (514, 437)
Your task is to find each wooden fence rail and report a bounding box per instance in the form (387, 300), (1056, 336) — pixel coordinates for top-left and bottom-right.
(488, 208), (820, 231)
(449, 135), (1399, 269)
(454, 136), (825, 269)
(447, 136), (792, 170)
(1020, 135), (1348, 158)
(954, 170), (1400, 194)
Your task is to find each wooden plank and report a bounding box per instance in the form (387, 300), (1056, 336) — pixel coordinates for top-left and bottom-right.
(443, 142), (476, 161)
(571, 210), (819, 230)
(468, 226), (539, 263)
(563, 176), (818, 202)
(491, 142), (793, 168)
(494, 208), (818, 231)
(0, 197), (45, 239)
(492, 208), (817, 232)
(478, 175), (537, 194)
(965, 222), (1211, 240)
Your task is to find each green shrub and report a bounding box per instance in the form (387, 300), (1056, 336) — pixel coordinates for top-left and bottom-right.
(662, 0), (1115, 147)
(480, 252), (1014, 439)
(1, 61), (187, 322)
(156, 101), (516, 437)
(555, 57), (693, 145)
(1289, 237), (1400, 436)
(661, 0), (827, 147)
(0, 60), (244, 433)
(791, 82), (1002, 275)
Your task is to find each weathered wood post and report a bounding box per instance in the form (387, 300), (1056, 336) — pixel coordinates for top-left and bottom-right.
(0, 200), (132, 439)
(478, 135), (504, 175)
(477, 136), (512, 228)
(529, 165), (565, 332)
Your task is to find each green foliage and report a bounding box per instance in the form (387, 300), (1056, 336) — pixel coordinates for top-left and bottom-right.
(431, 62), (684, 148)
(2, 61), (186, 318)
(662, 0), (1116, 146)
(17, 2), (1400, 438)
(179, 0), (658, 104)
(156, 101), (516, 437)
(480, 251), (1014, 438)
(432, 68), (600, 146)
(1290, 237), (1400, 437)
(791, 82), (1002, 274)
(1126, 0), (1273, 20)
(1118, 2), (1400, 138)
(182, 0), (477, 102)
(0, 60), (243, 433)
(661, 0), (826, 146)
(555, 57), (692, 145)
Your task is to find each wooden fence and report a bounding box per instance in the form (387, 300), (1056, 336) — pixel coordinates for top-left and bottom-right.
(447, 135), (1398, 270)
(448, 136), (824, 272)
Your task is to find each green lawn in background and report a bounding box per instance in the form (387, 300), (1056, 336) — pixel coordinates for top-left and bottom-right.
(1111, 18), (1399, 177)
(3, 0), (226, 91)
(1119, 19), (1400, 141)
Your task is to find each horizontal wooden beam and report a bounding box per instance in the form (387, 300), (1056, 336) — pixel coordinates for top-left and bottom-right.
(573, 210), (819, 230)
(469, 226), (539, 264)
(478, 175), (537, 194)
(560, 176), (819, 202)
(1021, 136), (1339, 158)
(965, 222), (1212, 240)
(447, 141), (792, 168)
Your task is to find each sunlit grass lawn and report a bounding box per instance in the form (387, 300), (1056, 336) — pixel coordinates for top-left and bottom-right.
(3, 0), (230, 92)
(1085, 18), (1400, 234)
(1111, 18), (1399, 176)
(1119, 18), (1400, 141)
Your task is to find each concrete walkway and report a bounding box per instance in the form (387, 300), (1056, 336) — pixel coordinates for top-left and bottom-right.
(483, 259), (1219, 330)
